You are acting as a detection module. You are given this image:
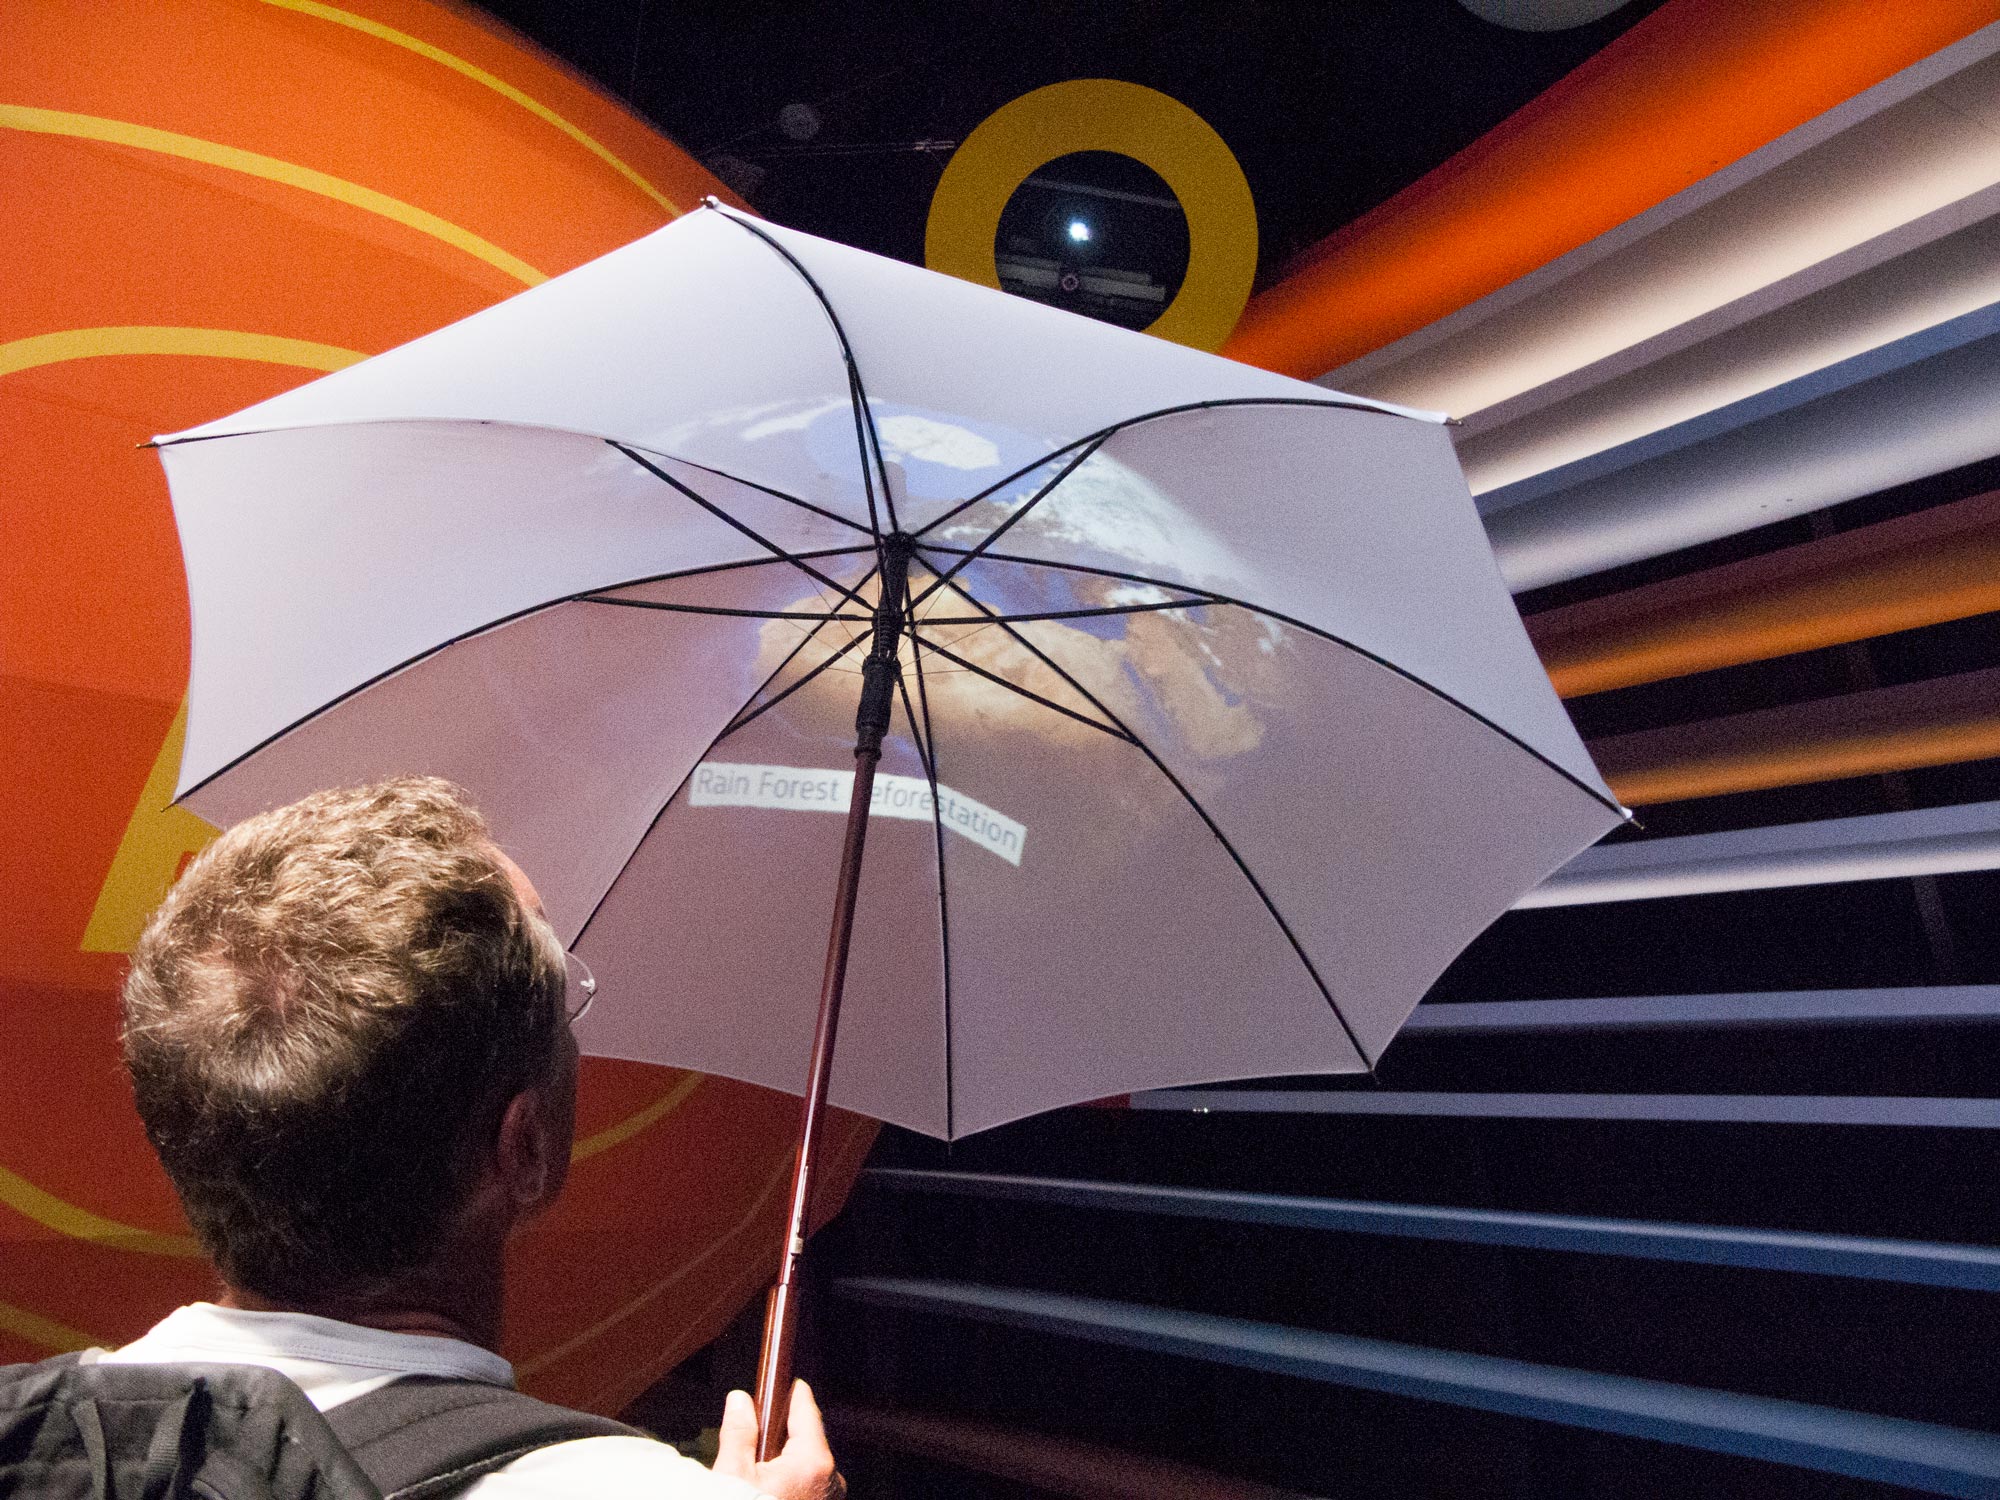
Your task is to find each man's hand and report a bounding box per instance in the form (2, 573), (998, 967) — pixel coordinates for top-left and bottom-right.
(713, 1379), (844, 1500)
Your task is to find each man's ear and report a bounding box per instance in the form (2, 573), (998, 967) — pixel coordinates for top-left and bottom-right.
(495, 1087), (563, 1215)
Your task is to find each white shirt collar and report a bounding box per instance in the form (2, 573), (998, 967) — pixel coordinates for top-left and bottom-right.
(100, 1302), (513, 1399)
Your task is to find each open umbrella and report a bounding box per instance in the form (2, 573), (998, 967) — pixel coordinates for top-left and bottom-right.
(152, 203), (1625, 1450)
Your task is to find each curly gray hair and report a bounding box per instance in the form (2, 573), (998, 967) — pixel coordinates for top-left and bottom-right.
(122, 777), (565, 1300)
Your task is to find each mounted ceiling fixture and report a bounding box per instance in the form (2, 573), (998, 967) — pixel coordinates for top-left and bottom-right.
(1455, 0), (1637, 29)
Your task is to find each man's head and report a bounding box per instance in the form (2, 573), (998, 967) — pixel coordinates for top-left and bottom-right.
(122, 777), (573, 1304)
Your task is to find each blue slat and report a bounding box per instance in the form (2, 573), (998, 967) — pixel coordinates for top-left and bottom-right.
(1477, 299), (2000, 513)
(1128, 1091), (2000, 1127)
(835, 1276), (2000, 1498)
(863, 1169), (2000, 1291)
(1523, 798), (2000, 907)
(1402, 986), (2000, 1033)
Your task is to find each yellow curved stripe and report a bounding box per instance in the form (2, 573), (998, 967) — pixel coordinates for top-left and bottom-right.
(0, 104), (544, 287)
(0, 327), (365, 380)
(521, 1112), (871, 1383)
(8, 326), (356, 1260)
(260, 0), (680, 216)
(519, 1146), (797, 1378)
(0, 1072), (699, 1262)
(571, 1072), (704, 1162)
(80, 694), (218, 955)
(0, 1299), (101, 1354)
(0, 1069), (691, 1268)
(582, 1255), (763, 1412)
(574, 1115), (877, 1411)
(0, 1165), (201, 1258)
(3, 331), (363, 955)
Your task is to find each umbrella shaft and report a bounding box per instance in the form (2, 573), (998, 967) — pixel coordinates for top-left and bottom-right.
(755, 534), (913, 1460)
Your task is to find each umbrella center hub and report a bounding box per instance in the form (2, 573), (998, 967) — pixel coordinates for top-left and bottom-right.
(855, 533), (915, 753)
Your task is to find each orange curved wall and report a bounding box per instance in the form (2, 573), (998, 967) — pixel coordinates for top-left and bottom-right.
(1, 0), (870, 1415)
(1223, 0), (2000, 380)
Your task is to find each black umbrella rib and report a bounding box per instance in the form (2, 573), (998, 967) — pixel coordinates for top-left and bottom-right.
(902, 636), (957, 1142)
(610, 441), (871, 609)
(571, 603), (862, 950)
(159, 417), (874, 537)
(906, 437), (1108, 612)
(921, 542), (1191, 582)
(617, 443), (874, 536)
(914, 595), (1209, 627)
(581, 596), (871, 624)
(912, 636), (1135, 746)
(845, 368), (887, 539)
(912, 395), (1422, 543)
(716, 557), (883, 739)
(928, 575), (1376, 1071)
(720, 627), (870, 739)
(894, 663), (935, 778)
(594, 547), (875, 599)
(711, 206), (898, 540)
(923, 544), (1626, 819)
(857, 362), (900, 534)
(174, 551), (864, 807)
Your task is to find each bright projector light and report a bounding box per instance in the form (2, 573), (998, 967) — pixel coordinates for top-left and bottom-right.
(1066, 219), (1092, 243)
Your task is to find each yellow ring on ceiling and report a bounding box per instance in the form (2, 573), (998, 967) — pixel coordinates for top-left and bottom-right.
(924, 79), (1256, 352)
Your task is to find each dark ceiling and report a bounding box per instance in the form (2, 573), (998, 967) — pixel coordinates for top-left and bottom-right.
(474, 0), (1673, 277)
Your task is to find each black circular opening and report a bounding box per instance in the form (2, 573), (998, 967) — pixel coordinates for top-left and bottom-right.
(993, 151), (1191, 332)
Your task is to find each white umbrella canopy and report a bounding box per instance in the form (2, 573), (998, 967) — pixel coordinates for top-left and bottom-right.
(158, 203), (1624, 1142)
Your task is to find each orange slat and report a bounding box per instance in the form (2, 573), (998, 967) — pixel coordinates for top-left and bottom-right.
(1591, 665), (2000, 805)
(1527, 490), (2000, 698)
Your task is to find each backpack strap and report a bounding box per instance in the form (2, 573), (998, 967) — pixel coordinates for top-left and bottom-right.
(0, 1355), (384, 1500)
(326, 1376), (646, 1500)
